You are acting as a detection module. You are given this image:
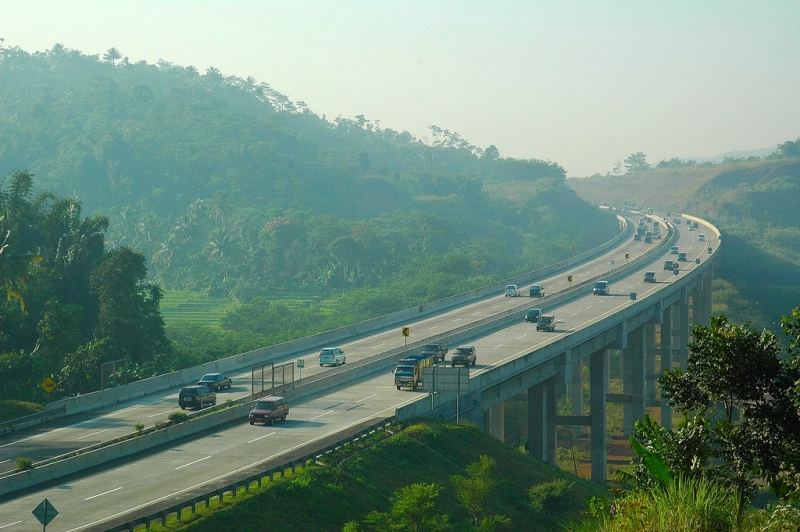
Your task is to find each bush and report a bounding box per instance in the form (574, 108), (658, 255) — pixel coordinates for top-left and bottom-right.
(529, 479), (573, 513)
(168, 412), (189, 424)
(134, 422), (144, 433)
(16, 456), (34, 471)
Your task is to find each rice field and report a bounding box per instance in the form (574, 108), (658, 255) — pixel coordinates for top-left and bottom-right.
(159, 290), (240, 329)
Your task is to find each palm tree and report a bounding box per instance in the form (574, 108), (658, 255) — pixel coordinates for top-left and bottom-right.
(103, 47), (121, 64)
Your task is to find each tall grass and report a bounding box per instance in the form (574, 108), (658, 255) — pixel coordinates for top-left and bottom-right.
(598, 476), (738, 532)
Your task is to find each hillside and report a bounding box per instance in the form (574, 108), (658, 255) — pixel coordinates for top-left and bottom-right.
(167, 422), (603, 531)
(0, 45), (617, 303)
(569, 159), (800, 327)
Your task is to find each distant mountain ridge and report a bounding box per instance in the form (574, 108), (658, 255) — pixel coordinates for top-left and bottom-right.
(0, 45), (617, 299)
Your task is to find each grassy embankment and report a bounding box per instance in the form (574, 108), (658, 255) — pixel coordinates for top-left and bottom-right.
(149, 422), (604, 531)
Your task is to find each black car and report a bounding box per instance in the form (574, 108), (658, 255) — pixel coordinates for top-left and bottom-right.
(197, 373), (232, 391)
(178, 385), (216, 410)
(524, 308), (542, 323)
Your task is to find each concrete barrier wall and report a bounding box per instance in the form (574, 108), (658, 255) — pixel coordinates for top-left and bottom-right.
(42, 214), (632, 420)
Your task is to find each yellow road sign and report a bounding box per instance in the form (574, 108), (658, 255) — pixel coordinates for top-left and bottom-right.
(567, 275), (573, 283)
(40, 377), (56, 394)
(402, 326), (410, 337)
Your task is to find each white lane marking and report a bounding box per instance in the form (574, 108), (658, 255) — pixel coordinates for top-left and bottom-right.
(357, 393), (378, 403)
(0, 432), (49, 448)
(429, 326), (439, 330)
(83, 486), (123, 501)
(585, 306), (592, 310)
(472, 312), (482, 316)
(490, 305), (498, 310)
(110, 404), (145, 416)
(148, 409), (175, 418)
(517, 334), (528, 340)
(0, 521), (22, 529)
(571, 312), (578, 316)
(68, 402), (420, 532)
(247, 432), (276, 444)
(0, 459), (11, 464)
(493, 344), (503, 350)
(375, 343), (385, 348)
(77, 429), (108, 440)
(311, 411), (334, 421)
(175, 455), (212, 470)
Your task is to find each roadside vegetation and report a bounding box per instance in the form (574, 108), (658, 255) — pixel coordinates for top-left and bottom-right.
(579, 307), (800, 530)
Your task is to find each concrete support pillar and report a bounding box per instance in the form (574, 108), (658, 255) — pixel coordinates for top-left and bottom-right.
(702, 272), (713, 325)
(590, 349), (608, 483)
(623, 326), (646, 436)
(485, 402), (505, 443)
(678, 292), (690, 368)
(660, 306), (673, 429)
(527, 380), (557, 465)
(645, 322), (657, 404)
(569, 356), (583, 416)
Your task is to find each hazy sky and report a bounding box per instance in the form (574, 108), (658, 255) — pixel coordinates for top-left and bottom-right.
(3, 1), (799, 176)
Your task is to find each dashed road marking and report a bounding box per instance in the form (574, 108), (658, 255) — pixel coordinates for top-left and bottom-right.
(175, 455), (211, 470)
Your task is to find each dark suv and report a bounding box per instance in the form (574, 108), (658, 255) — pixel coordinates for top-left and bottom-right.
(249, 396), (289, 425)
(178, 385), (216, 410)
(451, 345), (476, 367)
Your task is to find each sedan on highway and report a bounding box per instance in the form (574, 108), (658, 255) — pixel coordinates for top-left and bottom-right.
(197, 373), (232, 391)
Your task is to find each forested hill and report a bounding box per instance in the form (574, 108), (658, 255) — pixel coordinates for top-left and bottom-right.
(0, 45), (616, 300)
(569, 156), (800, 327)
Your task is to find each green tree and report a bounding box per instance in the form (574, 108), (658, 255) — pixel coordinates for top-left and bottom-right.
(58, 337), (114, 395)
(89, 247), (171, 364)
(654, 314), (800, 521)
(451, 455), (507, 528)
(364, 482), (451, 532)
(777, 138), (800, 158)
(103, 47), (121, 64)
(624, 152), (650, 173)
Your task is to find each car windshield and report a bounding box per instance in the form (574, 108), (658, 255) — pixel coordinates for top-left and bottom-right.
(456, 349), (470, 356)
(199, 375), (216, 381)
(256, 401), (276, 409)
(396, 366), (414, 375)
(320, 349), (335, 355)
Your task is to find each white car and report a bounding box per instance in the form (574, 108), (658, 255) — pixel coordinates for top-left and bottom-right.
(319, 347), (346, 366)
(504, 284), (520, 297)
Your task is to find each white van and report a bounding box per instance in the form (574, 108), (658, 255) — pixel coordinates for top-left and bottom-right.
(504, 284), (520, 297)
(319, 347), (346, 366)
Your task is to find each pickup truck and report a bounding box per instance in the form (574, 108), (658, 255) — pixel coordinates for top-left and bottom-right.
(537, 314), (556, 332)
(419, 343), (448, 363)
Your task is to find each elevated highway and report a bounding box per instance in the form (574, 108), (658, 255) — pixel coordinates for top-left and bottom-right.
(0, 212), (719, 531)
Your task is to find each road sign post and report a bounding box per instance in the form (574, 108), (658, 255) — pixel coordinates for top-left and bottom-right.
(401, 326), (410, 346)
(32, 498), (58, 531)
(296, 358), (304, 382)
